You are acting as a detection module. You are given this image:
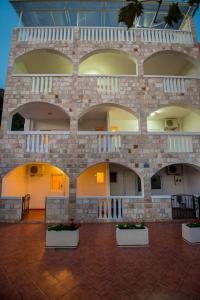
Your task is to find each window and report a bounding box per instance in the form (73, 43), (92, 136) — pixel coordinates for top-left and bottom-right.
(151, 175), (161, 190)
(110, 172), (117, 183)
(137, 176), (141, 192)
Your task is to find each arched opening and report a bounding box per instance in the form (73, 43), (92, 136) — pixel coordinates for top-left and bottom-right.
(144, 51), (200, 76)
(147, 106), (200, 133)
(77, 162), (142, 221)
(14, 49), (73, 74)
(78, 104), (139, 132)
(151, 163), (200, 219)
(10, 102), (70, 131)
(2, 163), (69, 222)
(79, 49), (137, 75)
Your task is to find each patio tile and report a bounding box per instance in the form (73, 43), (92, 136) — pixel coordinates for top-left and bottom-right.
(0, 222), (200, 300)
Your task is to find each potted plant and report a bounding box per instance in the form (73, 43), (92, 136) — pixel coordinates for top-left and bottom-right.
(182, 220), (200, 244)
(46, 219), (80, 248)
(116, 223), (149, 247)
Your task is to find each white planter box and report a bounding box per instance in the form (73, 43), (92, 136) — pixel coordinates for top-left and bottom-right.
(46, 229), (79, 248)
(116, 227), (149, 246)
(182, 224), (200, 244)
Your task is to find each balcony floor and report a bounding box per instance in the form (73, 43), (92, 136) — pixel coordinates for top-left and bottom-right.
(0, 222), (199, 300)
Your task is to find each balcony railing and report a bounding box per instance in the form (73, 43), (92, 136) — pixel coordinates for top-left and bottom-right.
(150, 132), (200, 153)
(12, 74), (72, 94)
(7, 131), (70, 153)
(16, 27), (193, 45)
(140, 28), (193, 44)
(145, 75), (200, 94)
(17, 26), (74, 42)
(76, 196), (143, 221)
(78, 131), (139, 153)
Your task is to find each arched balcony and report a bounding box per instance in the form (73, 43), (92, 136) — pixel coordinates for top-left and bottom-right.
(1, 163), (69, 223)
(144, 51), (200, 94)
(9, 102), (70, 153)
(13, 49), (73, 94)
(77, 162), (143, 222)
(151, 163), (200, 219)
(14, 49), (73, 75)
(78, 49), (137, 94)
(78, 104), (139, 153)
(147, 106), (200, 153)
(79, 49), (137, 76)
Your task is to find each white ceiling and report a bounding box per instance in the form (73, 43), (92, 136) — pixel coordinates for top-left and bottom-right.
(18, 102), (69, 120)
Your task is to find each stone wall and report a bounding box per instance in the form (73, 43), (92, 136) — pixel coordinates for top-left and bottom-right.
(0, 197), (22, 222)
(0, 24), (200, 222)
(45, 196), (69, 223)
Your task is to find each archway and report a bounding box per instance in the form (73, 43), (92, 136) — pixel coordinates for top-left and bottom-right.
(78, 104), (139, 132)
(151, 163), (200, 219)
(147, 106), (200, 133)
(77, 162), (142, 220)
(79, 49), (137, 75)
(14, 49), (73, 74)
(2, 163), (69, 222)
(10, 102), (70, 131)
(144, 50), (199, 76)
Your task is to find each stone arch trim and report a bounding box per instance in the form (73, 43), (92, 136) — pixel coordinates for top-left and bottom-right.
(9, 101), (70, 120)
(79, 48), (137, 65)
(1, 162), (70, 180)
(142, 49), (199, 64)
(150, 159), (200, 177)
(14, 48), (73, 65)
(77, 102), (140, 121)
(76, 160), (143, 180)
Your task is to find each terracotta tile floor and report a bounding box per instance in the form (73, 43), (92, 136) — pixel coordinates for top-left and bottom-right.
(0, 222), (200, 300)
(22, 210), (45, 223)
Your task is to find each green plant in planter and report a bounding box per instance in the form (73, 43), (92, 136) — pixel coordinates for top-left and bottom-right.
(186, 221), (200, 228)
(48, 219), (81, 231)
(117, 223), (146, 229)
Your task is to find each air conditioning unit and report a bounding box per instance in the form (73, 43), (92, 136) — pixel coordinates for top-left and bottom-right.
(164, 119), (179, 130)
(167, 165), (182, 175)
(28, 164), (44, 176)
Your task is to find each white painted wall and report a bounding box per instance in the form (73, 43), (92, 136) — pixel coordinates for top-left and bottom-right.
(151, 165), (200, 195)
(109, 164), (140, 196)
(2, 164), (69, 209)
(77, 163), (109, 196)
(108, 110), (138, 131)
(33, 119), (70, 131)
(2, 165), (27, 196)
(183, 111), (200, 132)
(79, 118), (107, 131)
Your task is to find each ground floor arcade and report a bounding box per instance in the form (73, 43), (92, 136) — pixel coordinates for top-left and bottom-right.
(0, 162), (200, 223)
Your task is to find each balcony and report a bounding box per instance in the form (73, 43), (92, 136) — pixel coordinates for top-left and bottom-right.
(15, 27), (194, 46)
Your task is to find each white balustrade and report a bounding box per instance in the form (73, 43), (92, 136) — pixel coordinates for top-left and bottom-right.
(17, 27), (74, 42)
(31, 76), (53, 93)
(97, 134), (121, 153)
(163, 78), (186, 93)
(98, 197), (123, 220)
(80, 27), (135, 42)
(141, 29), (193, 44)
(17, 26), (193, 45)
(167, 136), (193, 152)
(26, 133), (49, 153)
(97, 77), (119, 93)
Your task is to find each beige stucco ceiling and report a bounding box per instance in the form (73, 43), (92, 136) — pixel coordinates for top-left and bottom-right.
(144, 51), (198, 76)
(14, 49), (73, 74)
(79, 50), (136, 75)
(17, 102), (69, 120)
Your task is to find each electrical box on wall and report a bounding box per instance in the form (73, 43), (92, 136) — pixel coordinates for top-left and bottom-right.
(27, 164), (44, 176)
(174, 175), (182, 185)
